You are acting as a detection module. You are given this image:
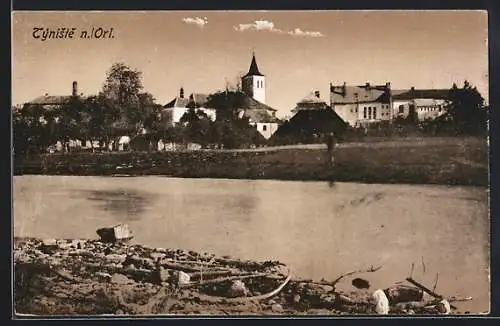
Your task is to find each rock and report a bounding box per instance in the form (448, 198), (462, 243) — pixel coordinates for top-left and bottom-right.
(157, 266), (170, 283)
(372, 289), (390, 315)
(435, 299), (451, 314)
(228, 280), (248, 297)
(96, 224), (133, 243)
(105, 254), (127, 264)
(110, 273), (133, 285)
(96, 272), (112, 280)
(150, 252), (166, 261)
(385, 285), (423, 304)
(271, 303), (284, 313)
(177, 271), (191, 286)
(40, 239), (58, 254)
(42, 239), (57, 246)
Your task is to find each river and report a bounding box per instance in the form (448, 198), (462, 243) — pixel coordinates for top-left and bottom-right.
(13, 175), (490, 313)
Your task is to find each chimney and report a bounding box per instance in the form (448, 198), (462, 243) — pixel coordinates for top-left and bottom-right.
(314, 91), (320, 98)
(72, 81), (78, 97)
(342, 82), (347, 96)
(365, 82), (371, 89)
(180, 87), (184, 98)
(385, 82), (391, 89)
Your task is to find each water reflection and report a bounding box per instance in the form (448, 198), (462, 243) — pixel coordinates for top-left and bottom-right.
(80, 189), (154, 221)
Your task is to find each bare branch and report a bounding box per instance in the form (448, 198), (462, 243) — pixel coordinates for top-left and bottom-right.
(432, 272), (439, 292)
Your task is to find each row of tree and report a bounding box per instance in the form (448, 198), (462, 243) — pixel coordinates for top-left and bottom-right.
(13, 62), (489, 157)
(13, 63), (267, 157)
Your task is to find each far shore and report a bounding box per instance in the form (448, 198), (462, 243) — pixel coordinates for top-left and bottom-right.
(14, 137), (489, 187)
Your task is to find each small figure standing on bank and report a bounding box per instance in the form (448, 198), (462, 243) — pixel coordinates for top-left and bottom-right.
(326, 131), (336, 167)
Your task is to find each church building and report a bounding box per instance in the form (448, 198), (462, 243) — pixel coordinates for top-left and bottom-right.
(238, 53), (280, 139)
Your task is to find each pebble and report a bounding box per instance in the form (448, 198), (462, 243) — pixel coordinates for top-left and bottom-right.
(435, 299), (451, 314)
(105, 254), (126, 264)
(228, 280), (248, 297)
(372, 289), (390, 315)
(110, 273), (133, 285)
(271, 303), (284, 313)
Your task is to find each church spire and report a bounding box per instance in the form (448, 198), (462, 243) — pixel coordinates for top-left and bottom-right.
(244, 52), (264, 77)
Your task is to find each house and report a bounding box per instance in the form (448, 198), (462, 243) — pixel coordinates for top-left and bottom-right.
(236, 95), (281, 139)
(161, 88), (216, 127)
(271, 91), (347, 144)
(330, 82), (393, 127)
(26, 81), (83, 110)
(392, 87), (449, 121)
(239, 53), (280, 139)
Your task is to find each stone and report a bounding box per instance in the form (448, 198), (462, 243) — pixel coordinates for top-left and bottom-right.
(158, 266), (170, 283)
(42, 239), (57, 246)
(435, 299), (451, 314)
(271, 303), (284, 313)
(105, 254), (127, 264)
(110, 273), (133, 285)
(385, 285), (423, 304)
(150, 252), (166, 261)
(96, 224), (133, 243)
(177, 271), (191, 286)
(372, 289), (390, 315)
(96, 272), (112, 280)
(228, 280), (248, 297)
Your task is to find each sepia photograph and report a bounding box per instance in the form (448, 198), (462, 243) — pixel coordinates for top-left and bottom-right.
(12, 10), (490, 317)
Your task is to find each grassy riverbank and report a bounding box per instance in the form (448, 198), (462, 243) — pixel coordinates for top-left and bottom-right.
(14, 137), (489, 187)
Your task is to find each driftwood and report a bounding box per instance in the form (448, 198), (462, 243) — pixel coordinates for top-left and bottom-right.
(405, 277), (457, 310)
(326, 265), (383, 288)
(190, 267), (293, 304)
(180, 272), (269, 288)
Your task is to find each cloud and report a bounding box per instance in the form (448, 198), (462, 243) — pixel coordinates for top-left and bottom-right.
(234, 20), (324, 38)
(182, 17), (208, 28)
(288, 28), (324, 38)
(234, 20), (284, 33)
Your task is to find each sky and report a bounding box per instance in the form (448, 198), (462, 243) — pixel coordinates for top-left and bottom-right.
(12, 10), (488, 117)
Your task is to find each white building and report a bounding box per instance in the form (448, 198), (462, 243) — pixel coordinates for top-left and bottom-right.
(392, 88), (448, 121)
(241, 53), (266, 104)
(161, 88), (216, 127)
(330, 82), (393, 127)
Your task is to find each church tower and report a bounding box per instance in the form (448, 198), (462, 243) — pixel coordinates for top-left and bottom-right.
(241, 53), (266, 104)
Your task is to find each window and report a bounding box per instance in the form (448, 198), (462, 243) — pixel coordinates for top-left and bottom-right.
(363, 107), (367, 119)
(368, 107), (372, 119)
(373, 107), (377, 119)
(399, 105), (404, 114)
(262, 125), (267, 131)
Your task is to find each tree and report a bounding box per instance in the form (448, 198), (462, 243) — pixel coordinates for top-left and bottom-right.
(445, 80), (487, 135)
(101, 63), (145, 125)
(179, 108), (212, 146)
(205, 90), (247, 122)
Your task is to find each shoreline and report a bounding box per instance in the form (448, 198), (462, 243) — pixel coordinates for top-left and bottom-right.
(14, 236), (475, 316)
(13, 137), (489, 187)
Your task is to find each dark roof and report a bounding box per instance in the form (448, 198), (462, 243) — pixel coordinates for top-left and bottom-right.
(293, 92), (330, 112)
(27, 95), (73, 105)
(392, 89), (450, 101)
(164, 93), (210, 109)
(271, 108), (348, 141)
(241, 95), (277, 112)
(243, 54), (264, 77)
(188, 93), (209, 108)
(330, 84), (390, 104)
(242, 108), (280, 123)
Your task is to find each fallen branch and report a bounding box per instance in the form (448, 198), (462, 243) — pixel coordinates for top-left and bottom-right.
(180, 272), (269, 288)
(187, 267), (292, 303)
(329, 265), (382, 287)
(405, 277), (457, 310)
